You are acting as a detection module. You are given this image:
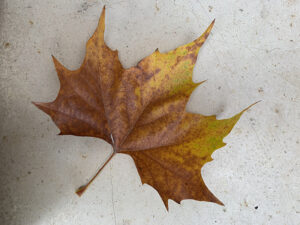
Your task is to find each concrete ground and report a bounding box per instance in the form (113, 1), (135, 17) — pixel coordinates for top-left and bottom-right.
(0, 0), (299, 224)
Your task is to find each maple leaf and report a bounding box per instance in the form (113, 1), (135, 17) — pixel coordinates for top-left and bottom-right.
(33, 7), (257, 209)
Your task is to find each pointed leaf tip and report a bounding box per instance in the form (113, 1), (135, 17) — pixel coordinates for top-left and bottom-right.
(204, 19), (215, 37)
(191, 19), (215, 51)
(32, 101), (44, 109)
(51, 55), (58, 65)
(50, 55), (67, 82)
(101, 5), (106, 17)
(32, 101), (52, 116)
(89, 5), (106, 43)
(198, 79), (207, 85)
(32, 101), (40, 110)
(51, 55), (60, 66)
(241, 100), (261, 114)
(99, 5), (106, 29)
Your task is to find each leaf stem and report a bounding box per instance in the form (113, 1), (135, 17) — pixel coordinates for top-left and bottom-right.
(76, 151), (116, 196)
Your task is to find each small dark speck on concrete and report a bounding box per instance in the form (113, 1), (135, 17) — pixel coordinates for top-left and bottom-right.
(29, 20), (34, 25)
(208, 6), (213, 12)
(27, 171), (31, 175)
(155, 1), (160, 11)
(78, 2), (91, 13)
(255, 206), (258, 210)
(239, 9), (244, 12)
(218, 86), (221, 90)
(4, 42), (10, 48)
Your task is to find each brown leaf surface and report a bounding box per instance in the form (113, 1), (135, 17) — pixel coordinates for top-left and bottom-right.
(34, 7), (256, 209)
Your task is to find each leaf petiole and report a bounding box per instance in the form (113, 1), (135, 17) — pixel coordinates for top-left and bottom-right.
(76, 151), (116, 196)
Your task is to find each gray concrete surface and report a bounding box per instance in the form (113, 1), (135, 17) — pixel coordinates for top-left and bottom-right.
(0, 0), (299, 224)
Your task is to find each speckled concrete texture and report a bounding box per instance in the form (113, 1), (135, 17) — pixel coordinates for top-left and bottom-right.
(0, 0), (299, 224)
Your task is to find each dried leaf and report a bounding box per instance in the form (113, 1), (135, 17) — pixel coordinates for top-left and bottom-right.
(33, 7), (256, 209)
